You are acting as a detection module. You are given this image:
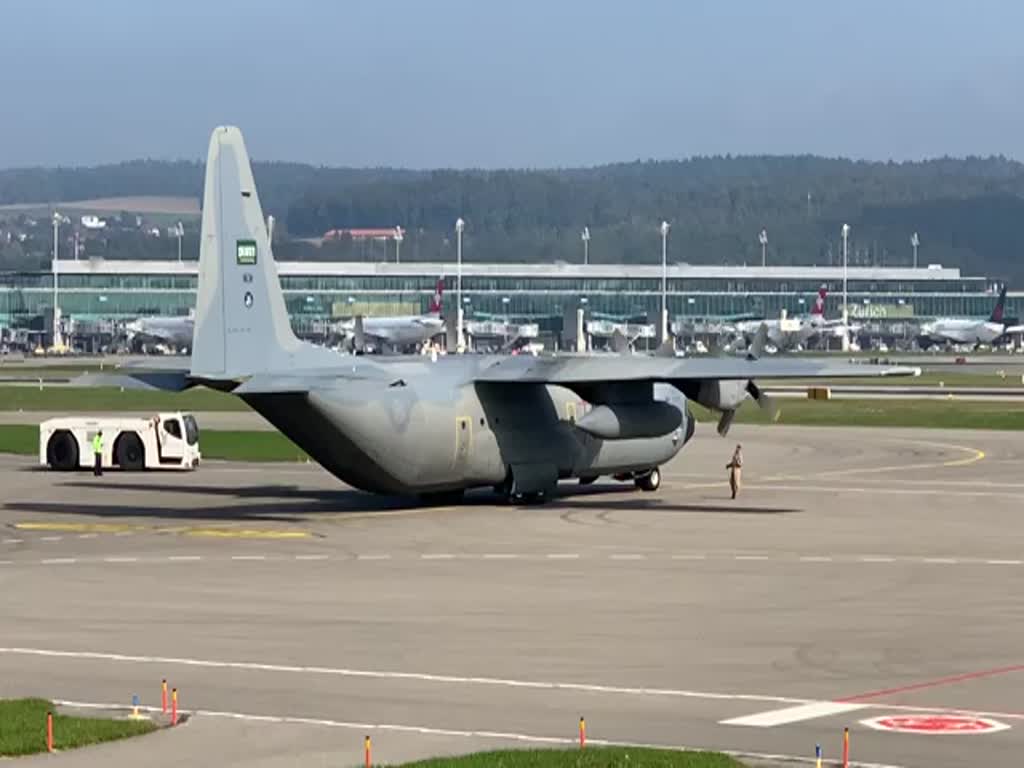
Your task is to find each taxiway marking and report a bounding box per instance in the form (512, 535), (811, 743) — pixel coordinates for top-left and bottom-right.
(2, 647), (811, 706)
(840, 664), (1024, 704)
(721, 701), (869, 727)
(53, 699), (906, 768)
(2, 551), (1020, 568)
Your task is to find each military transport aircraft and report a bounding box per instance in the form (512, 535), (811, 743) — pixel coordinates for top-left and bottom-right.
(85, 126), (919, 504)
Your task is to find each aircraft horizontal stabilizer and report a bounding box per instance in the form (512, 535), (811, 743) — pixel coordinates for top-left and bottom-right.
(71, 371), (194, 392)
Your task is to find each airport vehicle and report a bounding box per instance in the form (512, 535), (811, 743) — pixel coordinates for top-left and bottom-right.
(87, 126), (917, 503)
(919, 286), (1024, 347)
(40, 411), (201, 471)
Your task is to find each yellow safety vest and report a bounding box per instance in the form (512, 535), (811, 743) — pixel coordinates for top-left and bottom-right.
(92, 434), (103, 454)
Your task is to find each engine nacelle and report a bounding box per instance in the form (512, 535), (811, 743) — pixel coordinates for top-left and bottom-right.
(691, 379), (749, 412)
(575, 401), (683, 440)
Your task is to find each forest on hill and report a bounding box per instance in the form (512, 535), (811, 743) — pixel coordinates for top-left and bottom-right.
(2, 154), (1023, 281)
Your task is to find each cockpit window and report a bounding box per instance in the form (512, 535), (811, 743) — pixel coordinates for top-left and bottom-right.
(183, 415), (199, 445)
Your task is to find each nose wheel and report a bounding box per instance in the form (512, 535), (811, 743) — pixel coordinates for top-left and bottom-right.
(635, 467), (661, 492)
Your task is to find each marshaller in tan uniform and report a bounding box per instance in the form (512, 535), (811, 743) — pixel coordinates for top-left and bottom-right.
(726, 444), (742, 499)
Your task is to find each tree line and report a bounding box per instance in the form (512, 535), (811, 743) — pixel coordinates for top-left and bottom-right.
(2, 154), (1024, 281)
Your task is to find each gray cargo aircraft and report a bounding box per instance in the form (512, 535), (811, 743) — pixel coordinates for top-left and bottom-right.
(93, 126), (918, 503)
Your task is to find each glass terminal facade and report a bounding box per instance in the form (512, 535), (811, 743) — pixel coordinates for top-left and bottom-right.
(0, 259), (1012, 335)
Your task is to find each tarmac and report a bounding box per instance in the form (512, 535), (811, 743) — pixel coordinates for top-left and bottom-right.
(1, 424), (1023, 767)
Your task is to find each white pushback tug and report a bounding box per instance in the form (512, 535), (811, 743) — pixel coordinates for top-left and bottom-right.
(40, 412), (201, 471)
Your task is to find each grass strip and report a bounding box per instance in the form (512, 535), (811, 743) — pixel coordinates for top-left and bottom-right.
(0, 385), (247, 412)
(0, 425), (307, 462)
(0, 698), (156, 757)
(690, 397), (1024, 430)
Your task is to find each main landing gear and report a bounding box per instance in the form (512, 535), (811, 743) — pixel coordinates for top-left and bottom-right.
(612, 467), (662, 492)
(634, 467), (661, 492)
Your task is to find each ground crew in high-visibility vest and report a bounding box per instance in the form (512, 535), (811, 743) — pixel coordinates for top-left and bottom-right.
(92, 430), (104, 476)
(726, 443), (742, 499)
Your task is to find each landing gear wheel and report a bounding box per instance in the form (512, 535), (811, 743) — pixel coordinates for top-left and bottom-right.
(635, 467), (661, 492)
(46, 430), (79, 471)
(115, 432), (145, 470)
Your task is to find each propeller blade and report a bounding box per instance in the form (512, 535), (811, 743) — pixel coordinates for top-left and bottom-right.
(746, 380), (780, 422)
(716, 409), (736, 437)
(747, 322), (769, 360)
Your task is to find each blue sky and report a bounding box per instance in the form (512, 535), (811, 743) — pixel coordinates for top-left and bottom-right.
(2, 0), (1023, 168)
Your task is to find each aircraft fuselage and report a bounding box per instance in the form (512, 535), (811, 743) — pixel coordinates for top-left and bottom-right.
(243, 374), (691, 496)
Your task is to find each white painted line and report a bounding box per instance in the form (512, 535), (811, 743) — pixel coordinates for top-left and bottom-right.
(297, 554), (331, 561)
(40, 536), (62, 542)
(78, 534), (98, 539)
(482, 554), (519, 560)
(986, 559), (1023, 565)
(102, 557), (138, 563)
(41, 558), (76, 565)
(735, 555), (769, 561)
(421, 554), (455, 560)
(114, 532), (133, 537)
(167, 556), (202, 562)
(52, 698), (907, 768)
(671, 554), (706, 560)
(859, 556), (896, 563)
(355, 554), (390, 561)
(231, 555), (266, 561)
(722, 701), (870, 727)
(922, 558), (958, 564)
(799, 556), (833, 563)
(546, 553), (580, 560)
(610, 554), (645, 560)
(4, 647), (811, 706)
(3, 538), (23, 544)
(0, 560), (12, 565)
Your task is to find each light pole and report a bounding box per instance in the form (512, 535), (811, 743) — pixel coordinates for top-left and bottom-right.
(455, 217), (465, 351)
(394, 226), (403, 264)
(759, 228), (768, 267)
(52, 211), (61, 348)
(911, 231), (919, 269)
(841, 223), (850, 351)
(176, 221), (184, 262)
(581, 226), (590, 265)
(660, 220), (670, 343)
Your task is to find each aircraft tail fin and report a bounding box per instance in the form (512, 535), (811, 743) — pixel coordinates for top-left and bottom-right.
(810, 285), (827, 318)
(990, 285), (1007, 323)
(428, 278), (445, 315)
(190, 126), (337, 381)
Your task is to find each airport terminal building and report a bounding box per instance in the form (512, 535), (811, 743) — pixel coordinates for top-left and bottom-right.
(0, 258), (1012, 348)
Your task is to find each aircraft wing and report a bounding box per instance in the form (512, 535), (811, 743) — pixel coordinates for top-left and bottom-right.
(474, 354), (919, 385)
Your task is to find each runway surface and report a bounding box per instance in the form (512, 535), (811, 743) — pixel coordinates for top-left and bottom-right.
(2, 424), (1023, 767)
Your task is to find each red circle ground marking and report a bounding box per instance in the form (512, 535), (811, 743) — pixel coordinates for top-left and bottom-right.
(861, 714), (1010, 735)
